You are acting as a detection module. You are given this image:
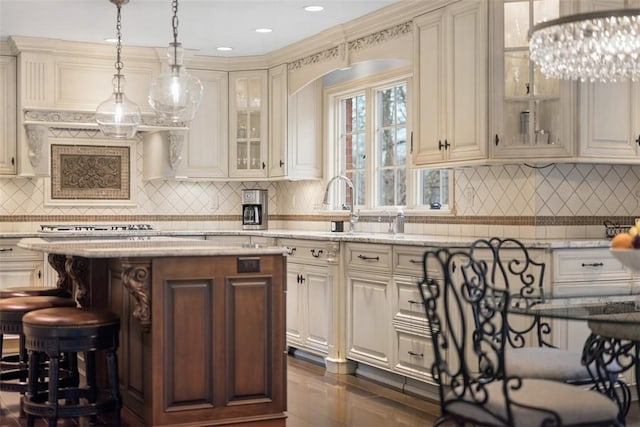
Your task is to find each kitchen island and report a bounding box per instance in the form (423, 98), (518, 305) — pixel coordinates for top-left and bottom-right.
(17, 237), (288, 427)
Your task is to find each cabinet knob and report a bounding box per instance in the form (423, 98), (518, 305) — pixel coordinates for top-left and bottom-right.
(284, 246), (296, 255)
(279, 160), (284, 167)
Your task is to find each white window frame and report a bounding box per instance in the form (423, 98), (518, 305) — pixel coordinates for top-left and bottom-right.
(324, 66), (453, 215)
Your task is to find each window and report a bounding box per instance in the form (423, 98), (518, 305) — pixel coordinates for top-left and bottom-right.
(328, 70), (451, 212)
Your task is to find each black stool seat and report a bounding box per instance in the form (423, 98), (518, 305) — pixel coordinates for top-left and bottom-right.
(0, 286), (71, 299)
(0, 296), (78, 412)
(22, 307), (121, 427)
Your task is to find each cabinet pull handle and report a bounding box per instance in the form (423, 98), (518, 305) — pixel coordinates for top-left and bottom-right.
(444, 139), (450, 149)
(279, 160), (284, 167)
(408, 299), (424, 305)
(357, 254), (379, 261)
(284, 246), (296, 255)
(0, 247), (13, 252)
(636, 134), (640, 146)
(262, 162), (266, 169)
(11, 157), (15, 166)
(408, 351), (424, 358)
(310, 249), (323, 258)
(299, 274), (305, 283)
(409, 259), (421, 264)
(582, 262), (604, 267)
(438, 140), (444, 151)
(38, 271), (42, 279)
(410, 131), (414, 154)
(495, 134), (500, 146)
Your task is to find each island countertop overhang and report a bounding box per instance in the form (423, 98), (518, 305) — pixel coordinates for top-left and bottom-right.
(17, 236), (287, 258)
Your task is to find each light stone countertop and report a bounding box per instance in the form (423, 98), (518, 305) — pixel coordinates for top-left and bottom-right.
(17, 236), (287, 258)
(3, 229), (612, 249)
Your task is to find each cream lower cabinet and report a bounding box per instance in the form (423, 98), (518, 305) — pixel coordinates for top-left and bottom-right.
(346, 243), (393, 369)
(282, 239), (334, 356)
(0, 238), (44, 289)
(392, 246), (434, 383)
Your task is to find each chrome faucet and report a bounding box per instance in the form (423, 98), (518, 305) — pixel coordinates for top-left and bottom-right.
(322, 175), (359, 233)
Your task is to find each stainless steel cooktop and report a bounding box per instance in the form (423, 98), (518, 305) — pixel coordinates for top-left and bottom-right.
(40, 224), (155, 232)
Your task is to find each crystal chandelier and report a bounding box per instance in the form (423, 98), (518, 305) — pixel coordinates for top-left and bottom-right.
(529, 9), (640, 82)
(148, 0), (203, 122)
(95, 0), (141, 139)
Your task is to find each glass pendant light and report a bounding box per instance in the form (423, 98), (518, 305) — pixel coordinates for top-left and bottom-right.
(148, 0), (204, 122)
(96, 0), (141, 139)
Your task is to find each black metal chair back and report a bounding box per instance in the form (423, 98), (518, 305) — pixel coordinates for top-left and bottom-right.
(468, 237), (552, 349)
(419, 247), (512, 425)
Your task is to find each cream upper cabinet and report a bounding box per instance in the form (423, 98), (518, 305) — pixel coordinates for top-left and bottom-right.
(578, 0), (640, 162)
(268, 64), (287, 178)
(269, 64), (322, 180)
(412, 0), (487, 167)
(0, 56), (17, 175)
(229, 70), (268, 178)
(143, 69), (228, 180)
(182, 69), (228, 178)
(286, 80), (323, 179)
(489, 0), (575, 160)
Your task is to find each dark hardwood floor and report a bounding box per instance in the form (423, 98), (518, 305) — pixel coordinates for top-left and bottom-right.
(2, 355), (640, 426)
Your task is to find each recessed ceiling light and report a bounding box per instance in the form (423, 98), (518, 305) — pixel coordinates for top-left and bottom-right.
(255, 28), (273, 33)
(304, 5), (324, 12)
(217, 46), (233, 52)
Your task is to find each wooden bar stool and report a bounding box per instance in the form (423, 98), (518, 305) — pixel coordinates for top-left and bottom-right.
(22, 307), (122, 427)
(0, 296), (78, 414)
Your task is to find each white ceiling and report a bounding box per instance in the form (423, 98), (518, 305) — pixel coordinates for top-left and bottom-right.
(0, 0), (402, 57)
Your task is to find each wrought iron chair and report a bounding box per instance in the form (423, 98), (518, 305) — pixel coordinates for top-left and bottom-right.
(418, 247), (621, 426)
(468, 239), (615, 376)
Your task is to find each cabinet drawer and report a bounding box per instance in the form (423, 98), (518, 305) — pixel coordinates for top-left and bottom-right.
(553, 248), (631, 283)
(280, 239), (328, 263)
(396, 279), (427, 318)
(396, 332), (433, 374)
(0, 239), (41, 261)
(346, 243), (392, 272)
(393, 246), (426, 275)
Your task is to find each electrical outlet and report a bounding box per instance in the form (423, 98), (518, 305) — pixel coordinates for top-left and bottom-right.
(210, 194), (219, 210)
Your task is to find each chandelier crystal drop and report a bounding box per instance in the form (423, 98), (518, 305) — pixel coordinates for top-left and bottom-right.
(95, 0), (141, 139)
(149, 0), (203, 122)
(529, 9), (640, 82)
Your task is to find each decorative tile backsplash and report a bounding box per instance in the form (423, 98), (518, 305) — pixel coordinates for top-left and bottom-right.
(2, 140), (640, 238)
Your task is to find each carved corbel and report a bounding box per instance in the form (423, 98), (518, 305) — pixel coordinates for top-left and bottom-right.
(47, 253), (73, 296)
(121, 258), (152, 332)
(64, 255), (90, 306)
(24, 124), (48, 168)
(167, 130), (185, 171)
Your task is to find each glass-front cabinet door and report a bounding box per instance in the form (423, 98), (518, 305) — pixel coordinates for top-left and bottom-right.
(229, 70), (268, 178)
(490, 0), (576, 160)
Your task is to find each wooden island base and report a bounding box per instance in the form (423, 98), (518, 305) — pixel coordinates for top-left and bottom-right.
(108, 255), (287, 427)
(18, 238), (287, 427)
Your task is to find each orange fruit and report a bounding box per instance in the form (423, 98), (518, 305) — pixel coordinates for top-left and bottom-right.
(611, 232), (633, 249)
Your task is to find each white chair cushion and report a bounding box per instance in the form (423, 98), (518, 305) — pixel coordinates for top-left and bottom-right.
(446, 378), (619, 427)
(506, 347), (593, 382)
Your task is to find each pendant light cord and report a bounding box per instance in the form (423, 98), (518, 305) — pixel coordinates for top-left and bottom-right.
(115, 2), (123, 93)
(171, 0), (179, 69)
